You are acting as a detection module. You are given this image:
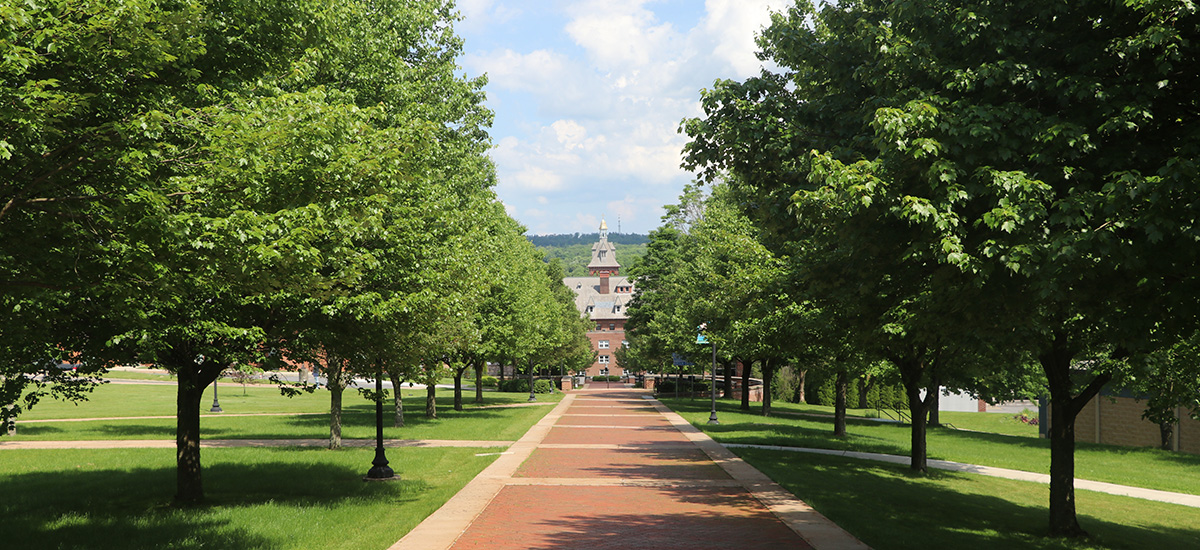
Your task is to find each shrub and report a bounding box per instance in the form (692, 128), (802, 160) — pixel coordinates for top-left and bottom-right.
(772, 366), (799, 403)
(591, 375), (620, 382)
(499, 378), (555, 394)
(656, 378), (710, 394)
(806, 373), (907, 409)
(480, 376), (498, 388)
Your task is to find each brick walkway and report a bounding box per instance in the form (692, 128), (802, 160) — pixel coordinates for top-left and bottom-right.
(395, 386), (868, 550)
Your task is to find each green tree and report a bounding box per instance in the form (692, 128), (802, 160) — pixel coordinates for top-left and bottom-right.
(685, 0), (1200, 537)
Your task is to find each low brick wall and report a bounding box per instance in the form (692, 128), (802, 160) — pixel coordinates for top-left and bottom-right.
(1074, 395), (1200, 454)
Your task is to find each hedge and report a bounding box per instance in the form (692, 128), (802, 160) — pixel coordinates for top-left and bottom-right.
(498, 378), (556, 394)
(656, 378), (711, 394)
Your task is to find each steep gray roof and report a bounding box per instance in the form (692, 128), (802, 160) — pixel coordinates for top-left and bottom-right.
(587, 239), (620, 270)
(563, 276), (635, 320)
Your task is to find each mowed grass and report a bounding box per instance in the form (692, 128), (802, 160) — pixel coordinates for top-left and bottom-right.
(0, 446), (498, 550)
(12, 382), (562, 442)
(740, 448), (1200, 550)
(661, 397), (1200, 496)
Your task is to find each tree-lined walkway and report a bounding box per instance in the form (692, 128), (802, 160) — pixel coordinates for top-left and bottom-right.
(396, 386), (867, 550)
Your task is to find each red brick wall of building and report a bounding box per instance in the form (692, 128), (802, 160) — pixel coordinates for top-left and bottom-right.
(584, 320), (626, 377)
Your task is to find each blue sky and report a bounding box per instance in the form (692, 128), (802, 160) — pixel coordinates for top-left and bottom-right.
(456, 0), (792, 235)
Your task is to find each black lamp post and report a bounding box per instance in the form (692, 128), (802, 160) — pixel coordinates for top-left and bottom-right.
(708, 338), (719, 425)
(697, 323), (718, 425)
(365, 366), (395, 481)
(527, 358), (537, 402)
(209, 377), (223, 413)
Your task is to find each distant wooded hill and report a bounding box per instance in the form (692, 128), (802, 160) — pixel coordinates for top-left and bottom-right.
(528, 233), (649, 277)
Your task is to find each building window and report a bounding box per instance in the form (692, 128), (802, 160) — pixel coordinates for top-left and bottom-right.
(609, 323), (616, 330)
(599, 355), (610, 364)
(599, 340), (609, 349)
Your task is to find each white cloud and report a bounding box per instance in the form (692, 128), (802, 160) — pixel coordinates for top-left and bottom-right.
(576, 213), (600, 232)
(467, 49), (571, 92)
(564, 1), (679, 72)
(606, 194), (663, 231)
(509, 166), (564, 191)
(551, 120), (594, 150)
(467, 1), (791, 233)
(458, 0), (520, 32)
(700, 0), (790, 77)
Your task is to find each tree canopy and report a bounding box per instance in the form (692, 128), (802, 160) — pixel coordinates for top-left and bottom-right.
(1, 0), (584, 505)
(680, 0), (1200, 538)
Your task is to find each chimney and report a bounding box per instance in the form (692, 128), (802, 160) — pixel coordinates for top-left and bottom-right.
(599, 272), (610, 295)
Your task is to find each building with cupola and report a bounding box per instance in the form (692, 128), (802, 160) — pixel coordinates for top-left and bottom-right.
(563, 219), (634, 377)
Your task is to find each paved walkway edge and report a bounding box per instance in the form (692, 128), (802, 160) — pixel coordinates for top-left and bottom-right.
(391, 394), (577, 550)
(726, 443), (1200, 509)
(647, 397), (871, 550)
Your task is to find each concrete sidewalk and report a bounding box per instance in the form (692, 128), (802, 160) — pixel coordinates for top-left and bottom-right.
(395, 386), (868, 550)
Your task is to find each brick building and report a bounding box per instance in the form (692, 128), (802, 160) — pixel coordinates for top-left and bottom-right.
(563, 219), (634, 377)
(1068, 392), (1200, 454)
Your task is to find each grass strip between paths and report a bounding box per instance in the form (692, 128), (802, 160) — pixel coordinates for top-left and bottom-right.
(661, 397), (1200, 496)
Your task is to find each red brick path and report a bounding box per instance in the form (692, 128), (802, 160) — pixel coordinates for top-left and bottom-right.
(447, 388), (819, 550)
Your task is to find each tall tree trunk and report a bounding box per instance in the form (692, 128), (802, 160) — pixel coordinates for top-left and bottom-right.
(329, 381), (343, 449)
(796, 368), (807, 403)
(722, 359), (733, 399)
(896, 353), (933, 472)
(740, 359), (752, 411)
(453, 364), (466, 411)
(761, 358), (775, 417)
(927, 373), (941, 427)
(475, 362), (485, 404)
(174, 361), (215, 503)
(1160, 421), (1175, 451)
(388, 370), (404, 427)
(857, 375), (871, 409)
(426, 383), (437, 419)
(833, 369), (848, 437)
(1041, 336), (1110, 538)
(172, 350), (223, 504)
(903, 378), (930, 472)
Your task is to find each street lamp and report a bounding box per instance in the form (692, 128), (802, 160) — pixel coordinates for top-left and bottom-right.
(528, 358), (537, 402)
(708, 339), (718, 425)
(697, 324), (718, 425)
(210, 376), (223, 413)
(365, 365), (395, 481)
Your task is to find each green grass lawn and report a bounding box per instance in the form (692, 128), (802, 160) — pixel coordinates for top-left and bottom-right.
(12, 383), (561, 442)
(19, 382), (554, 420)
(661, 397), (1200, 496)
(740, 448), (1200, 550)
(0, 446), (496, 549)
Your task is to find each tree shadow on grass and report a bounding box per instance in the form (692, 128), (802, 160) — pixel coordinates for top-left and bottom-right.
(737, 448), (1200, 550)
(0, 450), (431, 550)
